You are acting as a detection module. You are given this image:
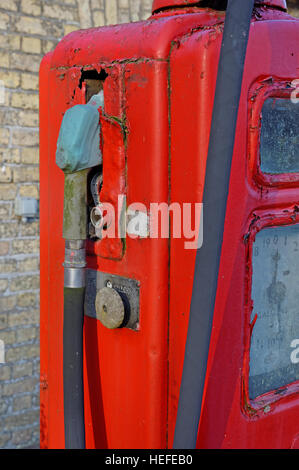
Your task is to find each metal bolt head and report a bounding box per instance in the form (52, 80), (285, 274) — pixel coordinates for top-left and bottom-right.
(95, 287), (125, 329)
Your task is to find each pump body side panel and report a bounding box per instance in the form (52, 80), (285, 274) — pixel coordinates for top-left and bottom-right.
(40, 11), (225, 449)
(84, 60), (170, 449)
(168, 17), (299, 449)
(40, 61), (170, 450)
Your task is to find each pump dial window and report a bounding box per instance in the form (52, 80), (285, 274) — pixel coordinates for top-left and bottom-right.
(260, 98), (299, 175)
(249, 224), (299, 400)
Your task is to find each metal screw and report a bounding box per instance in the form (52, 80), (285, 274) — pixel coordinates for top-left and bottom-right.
(106, 280), (113, 289)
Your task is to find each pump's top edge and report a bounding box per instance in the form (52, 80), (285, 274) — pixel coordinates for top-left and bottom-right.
(151, 0), (287, 14)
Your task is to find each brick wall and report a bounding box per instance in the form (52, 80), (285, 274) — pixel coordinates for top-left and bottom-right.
(0, 0), (298, 450)
(288, 0), (299, 17)
(0, 0), (151, 450)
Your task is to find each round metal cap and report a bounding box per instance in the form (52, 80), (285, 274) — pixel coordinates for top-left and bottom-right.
(95, 287), (125, 329)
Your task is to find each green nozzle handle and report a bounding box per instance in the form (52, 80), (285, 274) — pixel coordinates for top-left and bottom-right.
(63, 170), (89, 241)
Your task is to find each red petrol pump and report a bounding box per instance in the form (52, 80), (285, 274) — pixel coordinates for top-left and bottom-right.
(40, 0), (299, 449)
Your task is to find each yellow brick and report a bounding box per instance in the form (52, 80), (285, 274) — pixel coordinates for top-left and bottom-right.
(0, 241), (9, 256)
(0, 51), (9, 68)
(78, 0), (93, 28)
(21, 147), (39, 164)
(22, 37), (41, 54)
(17, 256), (39, 272)
(19, 184), (39, 199)
(0, 166), (13, 183)
(63, 24), (80, 36)
(13, 395), (32, 411)
(91, 0), (104, 8)
(20, 220), (39, 236)
(129, 0), (142, 21)
(0, 148), (20, 164)
(141, 9), (152, 20)
(0, 222), (17, 239)
(106, 0), (118, 24)
(17, 293), (36, 308)
(16, 326), (37, 342)
(0, 12), (10, 30)
(11, 92), (39, 110)
(93, 10), (106, 27)
(12, 363), (33, 380)
(143, 0), (152, 9)
(0, 70), (21, 89)
(0, 279), (8, 292)
(43, 4), (78, 22)
(0, 258), (17, 272)
(1, 34), (21, 51)
(10, 52), (40, 73)
(0, 128), (9, 146)
(18, 109), (39, 127)
(0, 109), (18, 126)
(0, 183), (17, 200)
(1, 90), (10, 107)
(15, 16), (44, 35)
(118, 9), (130, 24)
(12, 239), (39, 255)
(0, 365), (11, 381)
(10, 276), (39, 292)
(12, 129), (39, 147)
(13, 166), (39, 183)
(21, 73), (39, 91)
(42, 40), (58, 55)
(0, 203), (10, 219)
(0, 0), (18, 11)
(20, 0), (42, 17)
(0, 295), (16, 313)
(118, 0), (129, 7)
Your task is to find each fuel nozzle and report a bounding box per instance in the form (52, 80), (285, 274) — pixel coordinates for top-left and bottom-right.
(55, 91), (103, 450)
(56, 90), (103, 272)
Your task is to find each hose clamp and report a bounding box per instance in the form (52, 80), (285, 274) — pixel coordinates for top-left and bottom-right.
(64, 267), (86, 289)
(63, 240), (86, 288)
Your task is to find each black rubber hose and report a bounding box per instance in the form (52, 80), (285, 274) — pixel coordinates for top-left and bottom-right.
(63, 287), (86, 449)
(173, 0), (254, 449)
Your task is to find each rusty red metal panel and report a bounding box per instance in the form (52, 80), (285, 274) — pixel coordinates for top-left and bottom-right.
(40, 8), (225, 449)
(50, 14), (208, 68)
(84, 60), (170, 449)
(152, 0), (287, 13)
(168, 24), (223, 448)
(256, 0), (287, 9)
(40, 3), (299, 450)
(39, 51), (53, 450)
(168, 10), (299, 449)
